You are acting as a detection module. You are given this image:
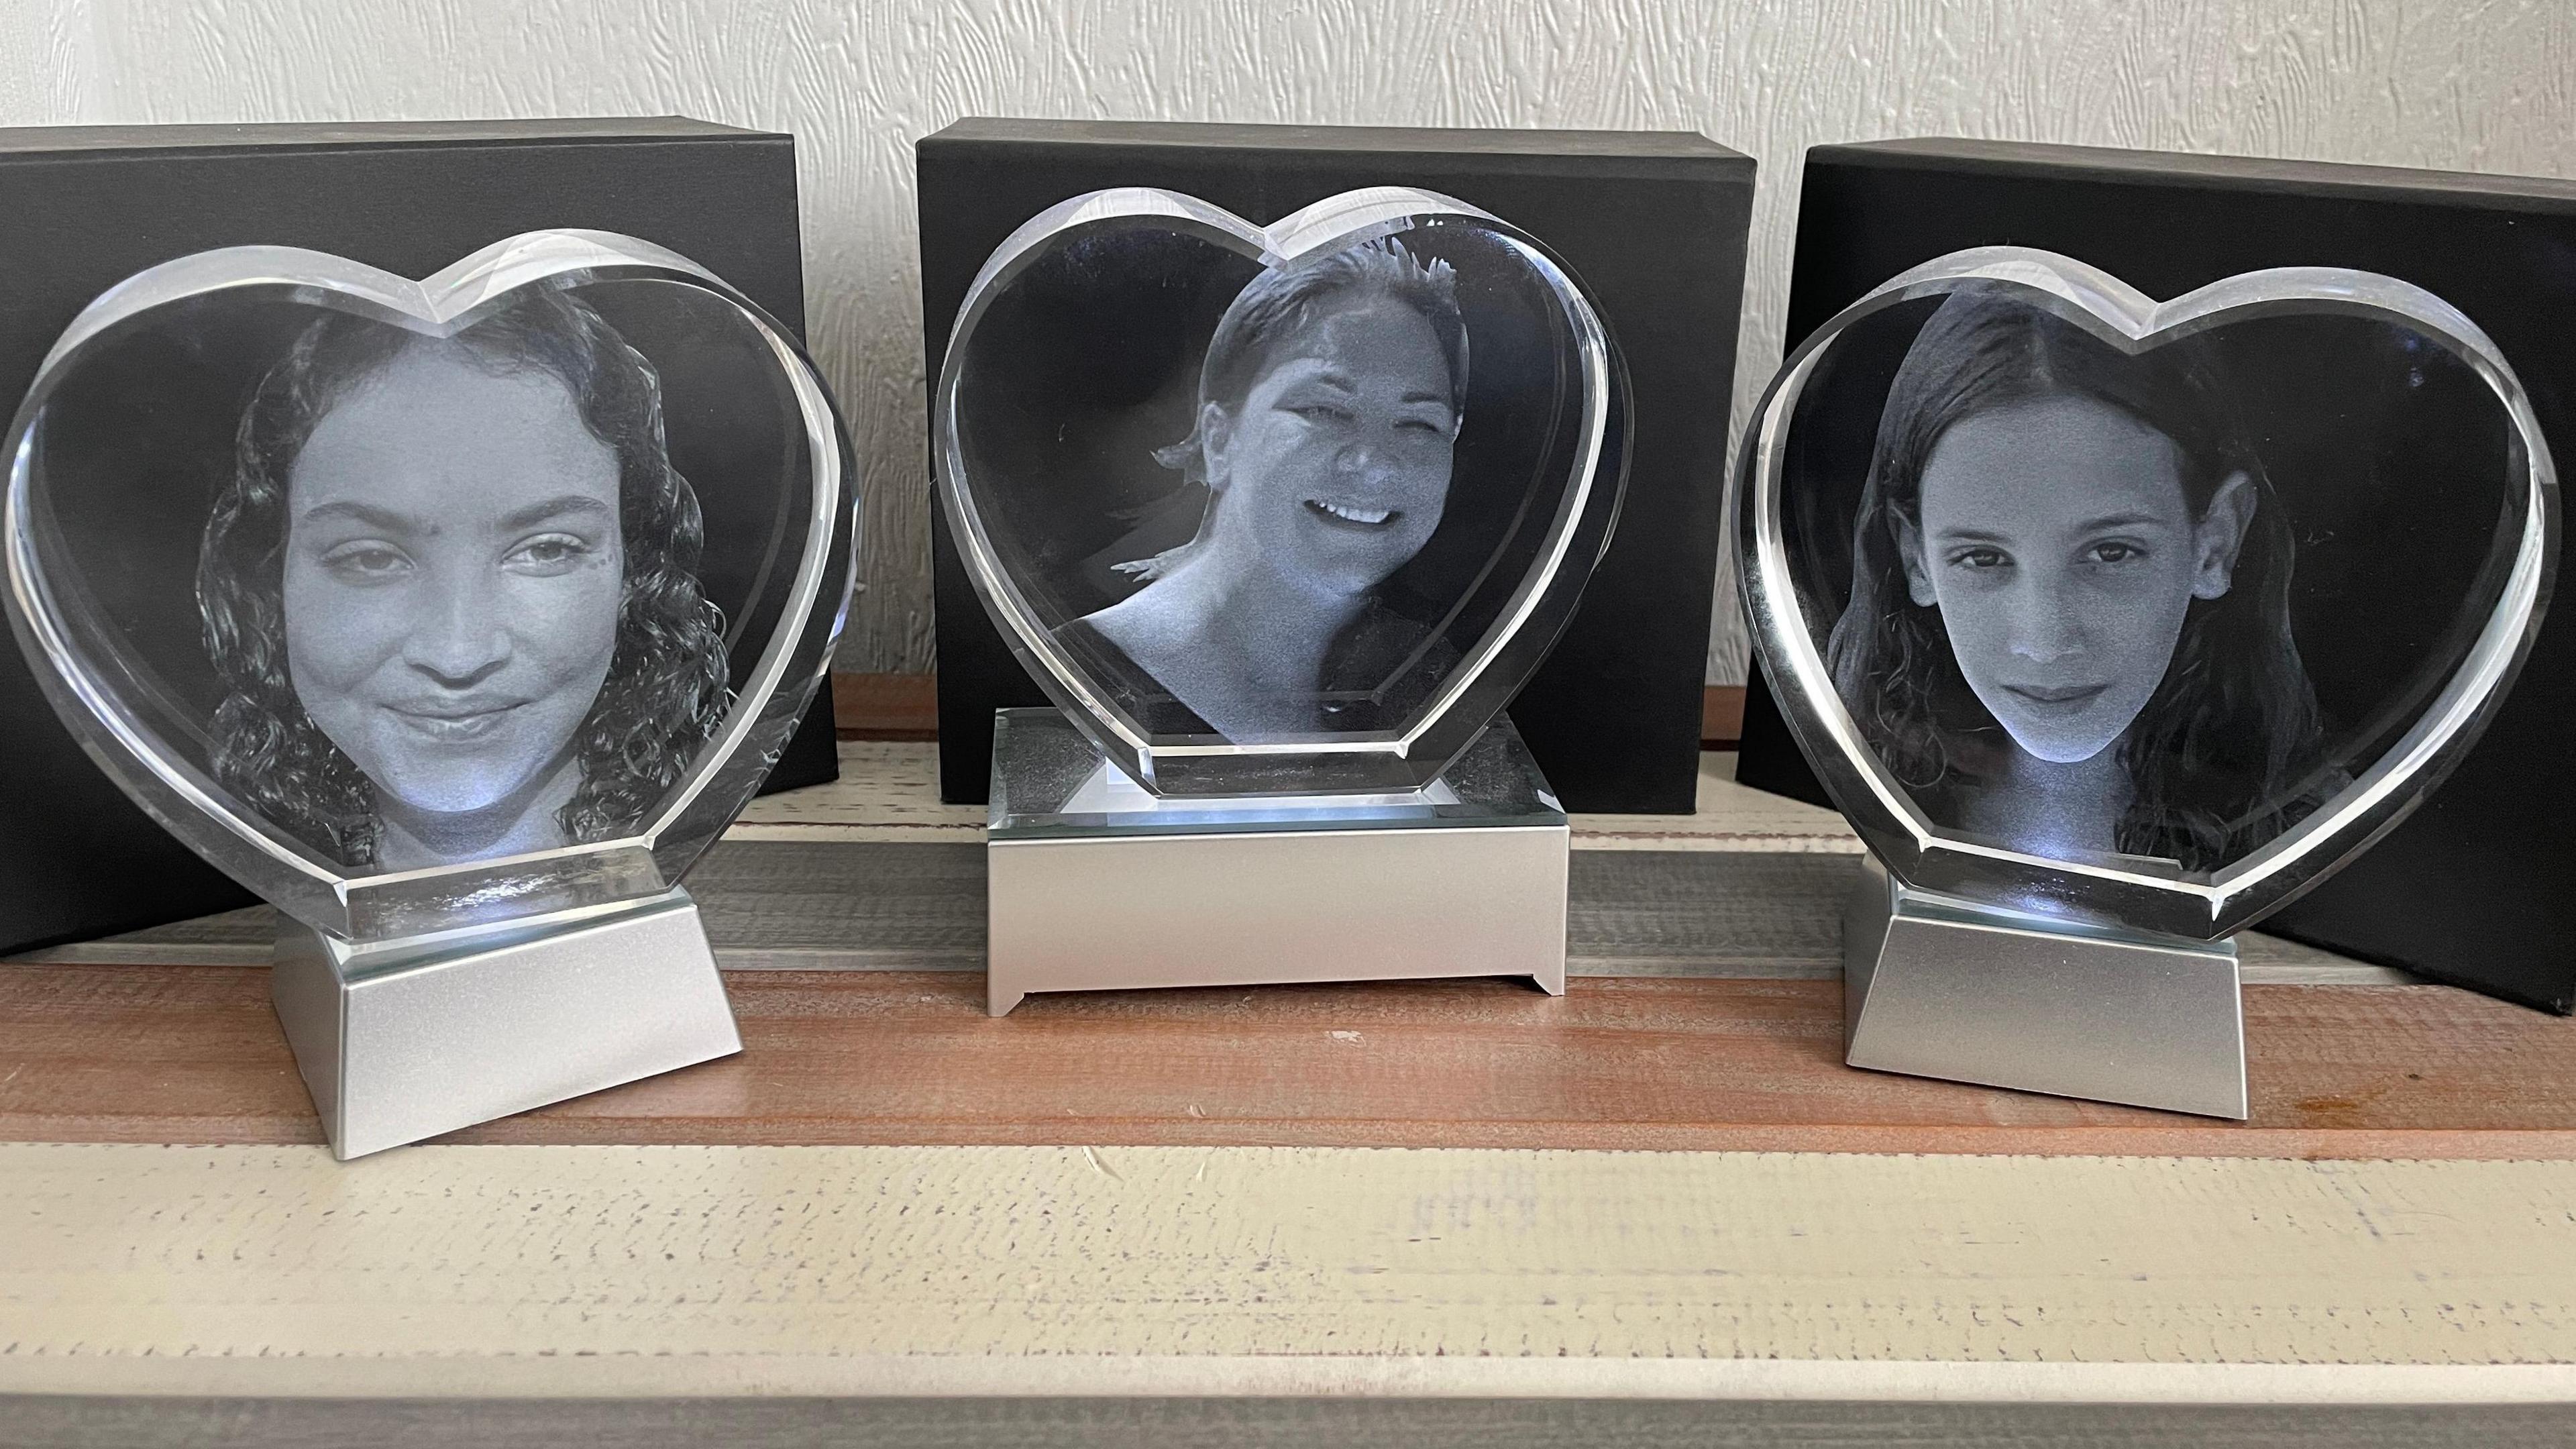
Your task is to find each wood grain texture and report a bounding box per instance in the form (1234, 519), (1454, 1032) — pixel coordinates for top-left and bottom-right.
(12, 1395), (2575, 1449)
(6, 1143), (2576, 1395)
(3, 965), (2568, 1157)
(1702, 684), (1744, 746)
(8, 1), (2570, 680)
(833, 671), (938, 740)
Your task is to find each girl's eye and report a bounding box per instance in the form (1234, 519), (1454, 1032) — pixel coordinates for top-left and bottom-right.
(2086, 541), (2147, 564)
(1395, 415), (1448, 435)
(1287, 402), (1354, 424)
(319, 542), (411, 582)
(1947, 547), (2010, 570)
(505, 533), (594, 574)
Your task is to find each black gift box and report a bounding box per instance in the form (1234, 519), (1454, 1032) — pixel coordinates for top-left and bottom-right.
(917, 119), (1755, 813)
(1733, 138), (2575, 1011)
(0, 118), (839, 957)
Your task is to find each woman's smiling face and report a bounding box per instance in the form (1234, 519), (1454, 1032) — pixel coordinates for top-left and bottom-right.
(1203, 291), (1458, 597)
(282, 345), (624, 821)
(1901, 394), (2253, 765)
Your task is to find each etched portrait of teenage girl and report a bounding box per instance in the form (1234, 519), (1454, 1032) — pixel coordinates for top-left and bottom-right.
(197, 288), (729, 873)
(1825, 292), (2334, 874)
(1057, 237), (1469, 742)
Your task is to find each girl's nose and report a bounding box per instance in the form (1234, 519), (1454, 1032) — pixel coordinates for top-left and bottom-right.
(403, 570), (512, 688)
(2005, 574), (2086, 665)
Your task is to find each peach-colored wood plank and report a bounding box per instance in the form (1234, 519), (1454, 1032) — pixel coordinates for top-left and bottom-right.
(1702, 684), (1745, 748)
(831, 672), (937, 740)
(4, 963), (2572, 1158)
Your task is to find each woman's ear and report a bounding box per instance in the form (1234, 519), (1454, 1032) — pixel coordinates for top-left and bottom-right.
(2192, 471), (2258, 600)
(1197, 402), (1234, 494)
(1892, 511), (1937, 607)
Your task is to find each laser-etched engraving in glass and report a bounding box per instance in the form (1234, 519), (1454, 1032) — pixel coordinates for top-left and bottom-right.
(5, 230), (856, 945)
(1739, 248), (2557, 942)
(937, 187), (1629, 796)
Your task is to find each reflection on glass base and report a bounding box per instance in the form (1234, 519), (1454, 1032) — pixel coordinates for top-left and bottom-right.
(1843, 857), (2247, 1120)
(985, 708), (1569, 1017)
(272, 887), (741, 1159)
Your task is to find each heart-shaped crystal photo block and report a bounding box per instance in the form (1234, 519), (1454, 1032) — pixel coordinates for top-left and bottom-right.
(1738, 248), (2557, 940)
(4, 231), (856, 943)
(938, 187), (1628, 795)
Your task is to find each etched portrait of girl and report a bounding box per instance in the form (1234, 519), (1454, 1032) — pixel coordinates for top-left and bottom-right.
(1825, 292), (2330, 873)
(1058, 237), (1470, 741)
(197, 288), (729, 872)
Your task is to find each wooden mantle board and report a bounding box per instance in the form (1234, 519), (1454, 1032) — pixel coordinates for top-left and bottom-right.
(5, 741), (2573, 1443)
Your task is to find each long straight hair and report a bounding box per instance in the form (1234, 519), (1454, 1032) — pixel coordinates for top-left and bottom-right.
(1823, 292), (2326, 873)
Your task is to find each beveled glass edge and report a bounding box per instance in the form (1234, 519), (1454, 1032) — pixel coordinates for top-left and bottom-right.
(1734, 246), (2559, 941)
(985, 708), (1566, 841)
(1, 229), (857, 943)
(934, 186), (1623, 795)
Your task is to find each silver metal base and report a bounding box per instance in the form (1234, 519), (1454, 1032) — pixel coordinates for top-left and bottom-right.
(272, 887), (742, 1159)
(984, 708), (1570, 1016)
(1843, 857), (2247, 1119)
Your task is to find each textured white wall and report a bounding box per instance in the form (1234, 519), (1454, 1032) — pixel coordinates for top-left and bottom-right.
(7, 1), (2573, 682)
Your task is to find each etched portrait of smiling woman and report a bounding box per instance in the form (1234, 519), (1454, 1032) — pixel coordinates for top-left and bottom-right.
(197, 288), (729, 872)
(1826, 294), (2334, 874)
(1055, 238), (1469, 743)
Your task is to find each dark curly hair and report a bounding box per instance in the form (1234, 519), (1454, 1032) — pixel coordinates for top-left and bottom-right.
(1823, 292), (2328, 874)
(198, 287), (729, 869)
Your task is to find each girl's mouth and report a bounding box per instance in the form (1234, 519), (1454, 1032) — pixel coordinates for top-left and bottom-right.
(1303, 498), (1399, 529)
(2002, 682), (2109, 712)
(386, 698), (528, 742)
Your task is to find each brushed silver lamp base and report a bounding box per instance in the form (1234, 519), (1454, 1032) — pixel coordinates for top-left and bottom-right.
(983, 708), (1569, 1016)
(1843, 856), (2247, 1120)
(272, 887), (743, 1159)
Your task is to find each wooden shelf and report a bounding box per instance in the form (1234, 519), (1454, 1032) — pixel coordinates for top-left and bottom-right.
(7, 742), (2574, 1436)
(1, 743), (2548, 1159)
(4, 963), (2572, 1159)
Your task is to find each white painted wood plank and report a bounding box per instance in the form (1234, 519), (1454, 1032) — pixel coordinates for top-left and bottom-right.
(727, 741), (983, 843)
(9, 1393), (2567, 1448)
(1, 1144), (2571, 1400)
